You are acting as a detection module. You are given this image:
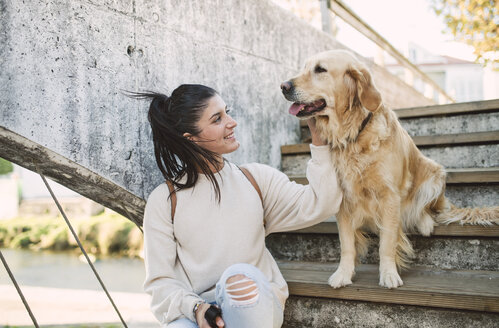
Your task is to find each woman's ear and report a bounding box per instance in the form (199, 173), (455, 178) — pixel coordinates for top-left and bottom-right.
(183, 132), (194, 141)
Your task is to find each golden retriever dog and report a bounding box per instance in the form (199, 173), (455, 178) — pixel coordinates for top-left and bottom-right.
(281, 49), (498, 288)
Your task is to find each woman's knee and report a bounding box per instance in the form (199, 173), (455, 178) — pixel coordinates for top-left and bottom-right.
(225, 273), (259, 305)
(217, 263), (269, 306)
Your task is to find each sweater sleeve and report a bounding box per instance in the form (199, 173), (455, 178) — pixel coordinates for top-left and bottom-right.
(242, 144), (342, 234)
(142, 184), (203, 325)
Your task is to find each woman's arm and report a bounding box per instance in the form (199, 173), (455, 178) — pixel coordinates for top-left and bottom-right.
(307, 117), (327, 146)
(142, 184), (203, 325)
(242, 142), (342, 234)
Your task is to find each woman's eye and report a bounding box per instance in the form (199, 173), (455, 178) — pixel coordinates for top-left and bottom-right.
(314, 65), (327, 73)
(226, 109), (231, 115)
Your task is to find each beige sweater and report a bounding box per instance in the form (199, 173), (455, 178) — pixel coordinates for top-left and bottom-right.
(143, 145), (342, 325)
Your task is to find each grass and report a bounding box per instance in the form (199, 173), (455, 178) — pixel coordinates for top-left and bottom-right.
(0, 211), (143, 258)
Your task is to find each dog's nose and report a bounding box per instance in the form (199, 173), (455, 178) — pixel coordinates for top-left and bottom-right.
(280, 81), (293, 93)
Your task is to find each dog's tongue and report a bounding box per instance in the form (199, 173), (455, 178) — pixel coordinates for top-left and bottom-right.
(289, 103), (305, 116)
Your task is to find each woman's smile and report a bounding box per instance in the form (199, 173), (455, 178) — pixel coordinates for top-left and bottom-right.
(187, 94), (240, 155)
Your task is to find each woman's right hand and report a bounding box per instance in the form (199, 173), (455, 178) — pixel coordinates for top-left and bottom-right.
(195, 303), (225, 328)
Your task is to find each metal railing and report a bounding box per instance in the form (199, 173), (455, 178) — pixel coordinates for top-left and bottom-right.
(320, 0), (455, 104)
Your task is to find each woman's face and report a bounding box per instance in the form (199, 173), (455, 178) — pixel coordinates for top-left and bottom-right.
(188, 94), (239, 155)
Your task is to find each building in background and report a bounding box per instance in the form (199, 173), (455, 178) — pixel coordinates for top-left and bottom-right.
(385, 43), (499, 103)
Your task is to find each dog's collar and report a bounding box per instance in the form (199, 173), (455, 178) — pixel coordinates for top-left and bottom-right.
(354, 112), (373, 142)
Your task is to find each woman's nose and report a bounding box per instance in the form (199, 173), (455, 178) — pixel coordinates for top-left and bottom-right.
(227, 115), (237, 128)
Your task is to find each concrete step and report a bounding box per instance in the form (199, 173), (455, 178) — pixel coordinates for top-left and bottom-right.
(418, 144), (498, 169)
(400, 112), (499, 137)
(300, 99), (499, 141)
(266, 223), (499, 271)
(282, 143), (498, 173)
(285, 168), (499, 208)
(285, 128), (499, 169)
(283, 296), (499, 328)
(278, 261), (499, 327)
(301, 113), (499, 141)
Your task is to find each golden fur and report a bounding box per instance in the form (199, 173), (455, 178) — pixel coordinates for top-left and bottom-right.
(282, 49), (499, 288)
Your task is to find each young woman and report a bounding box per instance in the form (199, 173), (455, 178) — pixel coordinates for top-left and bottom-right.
(140, 84), (342, 328)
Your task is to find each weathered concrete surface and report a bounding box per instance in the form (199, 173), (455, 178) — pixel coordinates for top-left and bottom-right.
(283, 296), (499, 328)
(282, 144), (499, 171)
(266, 233), (499, 271)
(0, 0), (431, 201)
(445, 184), (499, 208)
(400, 112), (499, 136)
(419, 145), (499, 168)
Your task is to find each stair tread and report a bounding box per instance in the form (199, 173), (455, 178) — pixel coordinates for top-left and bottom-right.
(288, 167), (499, 185)
(395, 99), (499, 118)
(283, 221), (499, 237)
(278, 261), (499, 312)
(283, 131), (499, 155)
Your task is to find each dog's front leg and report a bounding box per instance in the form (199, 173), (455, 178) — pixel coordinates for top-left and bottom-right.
(328, 211), (356, 288)
(378, 196), (404, 288)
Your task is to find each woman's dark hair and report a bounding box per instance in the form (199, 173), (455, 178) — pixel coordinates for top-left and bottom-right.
(128, 84), (224, 201)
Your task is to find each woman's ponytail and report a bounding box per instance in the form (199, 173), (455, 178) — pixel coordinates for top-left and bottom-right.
(127, 85), (223, 201)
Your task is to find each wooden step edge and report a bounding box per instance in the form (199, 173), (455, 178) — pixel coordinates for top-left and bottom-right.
(446, 167), (499, 184)
(0, 126), (146, 226)
(298, 99), (499, 126)
(413, 131), (499, 147)
(282, 131), (499, 155)
(395, 99), (499, 119)
(278, 261), (499, 313)
(284, 221), (499, 237)
(288, 167), (499, 185)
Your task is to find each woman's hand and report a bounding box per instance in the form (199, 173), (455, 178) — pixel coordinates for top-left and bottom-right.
(307, 117), (327, 146)
(196, 303), (225, 328)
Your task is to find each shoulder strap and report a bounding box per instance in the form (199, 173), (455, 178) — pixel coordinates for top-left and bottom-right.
(239, 167), (263, 204)
(165, 181), (177, 222)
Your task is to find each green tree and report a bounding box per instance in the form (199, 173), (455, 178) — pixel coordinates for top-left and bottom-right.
(0, 158), (14, 176)
(430, 0), (498, 68)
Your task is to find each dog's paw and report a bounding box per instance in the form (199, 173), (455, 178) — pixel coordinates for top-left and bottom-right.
(328, 269), (354, 288)
(379, 270), (403, 288)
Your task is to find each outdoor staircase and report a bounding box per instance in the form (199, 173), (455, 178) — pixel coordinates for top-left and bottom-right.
(271, 99), (499, 327)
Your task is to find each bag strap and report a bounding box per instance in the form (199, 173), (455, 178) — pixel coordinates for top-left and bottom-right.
(239, 166), (263, 204)
(165, 166), (262, 223)
(165, 181), (177, 222)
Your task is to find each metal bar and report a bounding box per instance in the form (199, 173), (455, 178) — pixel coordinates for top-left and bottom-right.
(0, 250), (40, 328)
(319, 0), (332, 33)
(329, 0), (454, 103)
(38, 171), (129, 328)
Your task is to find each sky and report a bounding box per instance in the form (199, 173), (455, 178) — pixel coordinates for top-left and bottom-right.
(332, 0), (477, 61)
(273, 0), (478, 63)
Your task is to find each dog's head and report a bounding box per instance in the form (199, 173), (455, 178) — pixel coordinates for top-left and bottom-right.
(281, 50), (382, 119)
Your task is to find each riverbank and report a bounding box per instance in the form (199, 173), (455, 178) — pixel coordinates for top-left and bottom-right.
(0, 211), (143, 258)
(0, 248), (155, 327)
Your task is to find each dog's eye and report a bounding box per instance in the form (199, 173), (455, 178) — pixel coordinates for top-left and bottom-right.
(314, 65), (327, 74)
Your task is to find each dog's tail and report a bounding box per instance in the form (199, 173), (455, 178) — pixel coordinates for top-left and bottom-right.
(436, 203), (499, 225)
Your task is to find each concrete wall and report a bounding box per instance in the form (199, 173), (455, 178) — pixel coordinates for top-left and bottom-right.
(0, 0), (431, 199)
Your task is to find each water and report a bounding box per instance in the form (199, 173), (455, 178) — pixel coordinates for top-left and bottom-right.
(0, 248), (146, 293)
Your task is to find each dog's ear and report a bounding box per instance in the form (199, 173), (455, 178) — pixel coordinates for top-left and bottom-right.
(344, 67), (382, 112)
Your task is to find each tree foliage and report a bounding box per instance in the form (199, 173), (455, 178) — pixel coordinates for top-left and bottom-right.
(430, 0), (498, 68)
(0, 158), (14, 176)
